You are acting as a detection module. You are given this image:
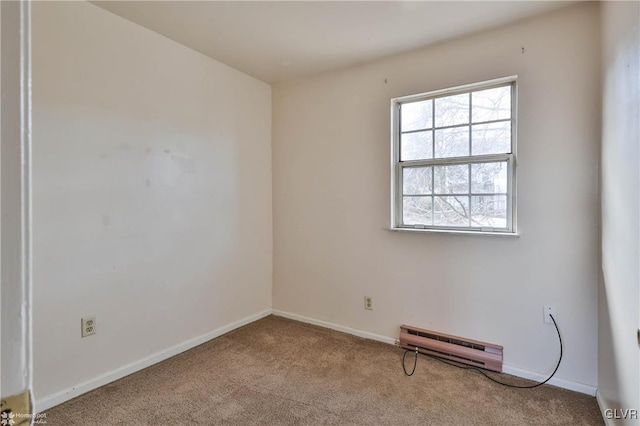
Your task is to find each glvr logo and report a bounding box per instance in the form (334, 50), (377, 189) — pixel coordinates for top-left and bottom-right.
(605, 409), (638, 420)
(0, 412), (15, 426)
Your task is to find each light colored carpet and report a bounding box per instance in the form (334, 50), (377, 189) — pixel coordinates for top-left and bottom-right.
(44, 315), (603, 425)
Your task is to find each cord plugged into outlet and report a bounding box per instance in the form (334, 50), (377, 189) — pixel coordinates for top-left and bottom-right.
(543, 305), (556, 324)
(403, 309), (564, 389)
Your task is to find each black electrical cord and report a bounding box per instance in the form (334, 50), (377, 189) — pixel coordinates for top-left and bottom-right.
(402, 314), (563, 389)
(402, 347), (419, 376)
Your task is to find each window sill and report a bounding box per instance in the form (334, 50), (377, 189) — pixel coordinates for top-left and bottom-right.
(388, 227), (520, 237)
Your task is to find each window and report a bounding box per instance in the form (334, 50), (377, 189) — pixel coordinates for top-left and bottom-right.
(391, 77), (517, 234)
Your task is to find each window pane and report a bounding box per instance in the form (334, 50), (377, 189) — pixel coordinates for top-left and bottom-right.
(401, 100), (433, 132)
(435, 93), (469, 127)
(471, 195), (507, 228)
(471, 162), (507, 193)
(403, 167), (432, 195)
(434, 126), (469, 158)
(434, 196), (469, 227)
(434, 164), (469, 194)
(403, 196), (432, 225)
(401, 131), (433, 161)
(471, 121), (511, 155)
(472, 86), (511, 123)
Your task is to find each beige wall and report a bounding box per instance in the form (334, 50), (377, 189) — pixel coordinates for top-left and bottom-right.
(599, 1), (640, 422)
(31, 0), (635, 412)
(273, 3), (601, 390)
(32, 2), (272, 407)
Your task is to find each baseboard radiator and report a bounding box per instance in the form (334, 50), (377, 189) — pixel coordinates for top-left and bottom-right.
(399, 324), (503, 372)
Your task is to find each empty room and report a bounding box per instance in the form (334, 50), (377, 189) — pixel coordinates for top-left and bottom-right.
(1, 0), (638, 425)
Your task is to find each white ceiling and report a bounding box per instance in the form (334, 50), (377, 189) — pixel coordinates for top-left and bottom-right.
(93, 1), (574, 84)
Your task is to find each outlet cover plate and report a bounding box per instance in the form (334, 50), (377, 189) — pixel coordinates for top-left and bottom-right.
(81, 316), (96, 337)
(364, 296), (373, 310)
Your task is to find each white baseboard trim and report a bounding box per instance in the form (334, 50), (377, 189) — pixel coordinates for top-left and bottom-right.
(35, 309), (272, 413)
(596, 389), (614, 426)
(272, 309), (597, 396)
(272, 309), (396, 345)
(501, 364), (596, 396)
(37, 308), (598, 412)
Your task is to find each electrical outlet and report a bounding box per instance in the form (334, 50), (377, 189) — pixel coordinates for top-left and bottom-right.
(543, 305), (556, 324)
(81, 316), (96, 337)
(364, 296), (373, 310)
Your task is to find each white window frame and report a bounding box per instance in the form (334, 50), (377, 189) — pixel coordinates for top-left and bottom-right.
(390, 76), (518, 235)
